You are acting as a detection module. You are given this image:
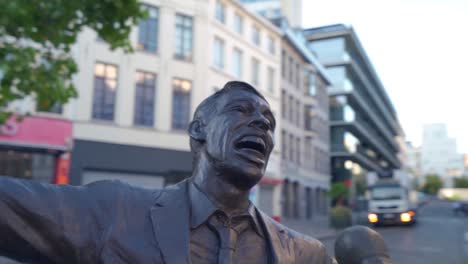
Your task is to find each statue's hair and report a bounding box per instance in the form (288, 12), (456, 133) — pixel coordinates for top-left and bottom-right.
(189, 81), (267, 164)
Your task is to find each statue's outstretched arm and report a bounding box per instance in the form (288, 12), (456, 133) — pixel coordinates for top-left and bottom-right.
(0, 177), (118, 263)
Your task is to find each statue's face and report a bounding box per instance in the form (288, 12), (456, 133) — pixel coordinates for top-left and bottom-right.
(203, 89), (276, 190)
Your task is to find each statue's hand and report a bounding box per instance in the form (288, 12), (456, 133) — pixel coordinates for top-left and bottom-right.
(334, 225), (392, 264)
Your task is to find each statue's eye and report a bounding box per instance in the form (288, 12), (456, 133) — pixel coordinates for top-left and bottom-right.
(231, 105), (248, 113)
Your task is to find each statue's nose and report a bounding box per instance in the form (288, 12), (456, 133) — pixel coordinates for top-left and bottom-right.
(249, 113), (270, 131)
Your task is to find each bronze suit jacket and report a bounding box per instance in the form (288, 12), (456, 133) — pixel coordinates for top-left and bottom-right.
(0, 177), (335, 264)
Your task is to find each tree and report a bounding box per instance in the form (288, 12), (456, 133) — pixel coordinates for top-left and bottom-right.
(328, 182), (350, 206)
(422, 174), (443, 195)
(0, 0), (147, 124)
(454, 177), (468, 188)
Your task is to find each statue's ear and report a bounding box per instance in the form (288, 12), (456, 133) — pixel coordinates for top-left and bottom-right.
(188, 119), (206, 142)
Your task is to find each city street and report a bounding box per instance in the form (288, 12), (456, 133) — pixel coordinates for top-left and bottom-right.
(321, 200), (466, 264)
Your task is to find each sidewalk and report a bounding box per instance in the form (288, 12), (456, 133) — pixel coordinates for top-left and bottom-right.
(281, 211), (370, 241)
(281, 215), (338, 240)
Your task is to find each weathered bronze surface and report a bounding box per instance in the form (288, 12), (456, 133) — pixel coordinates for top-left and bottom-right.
(0, 81), (337, 263)
(335, 225), (392, 264)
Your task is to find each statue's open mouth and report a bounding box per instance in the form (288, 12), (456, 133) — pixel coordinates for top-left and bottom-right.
(235, 136), (266, 154)
(234, 136), (267, 165)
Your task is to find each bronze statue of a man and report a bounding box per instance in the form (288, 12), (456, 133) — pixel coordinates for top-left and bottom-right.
(0, 81), (335, 263)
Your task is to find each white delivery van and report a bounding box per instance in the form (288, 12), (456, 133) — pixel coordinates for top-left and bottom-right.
(367, 179), (417, 226)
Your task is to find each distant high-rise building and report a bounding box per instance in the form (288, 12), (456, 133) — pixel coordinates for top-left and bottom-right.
(303, 24), (402, 187)
(240, 0), (302, 28)
(406, 142), (422, 186)
(421, 124), (464, 186)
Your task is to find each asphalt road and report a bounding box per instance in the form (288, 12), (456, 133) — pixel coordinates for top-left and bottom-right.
(321, 200), (466, 264)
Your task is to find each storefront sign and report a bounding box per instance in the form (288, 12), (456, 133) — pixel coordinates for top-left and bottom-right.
(0, 116), (72, 150)
(0, 120), (19, 136)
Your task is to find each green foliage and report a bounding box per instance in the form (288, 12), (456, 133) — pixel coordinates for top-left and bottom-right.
(422, 174), (443, 195)
(328, 182), (350, 200)
(448, 194), (462, 201)
(329, 206), (352, 229)
(0, 0), (147, 123)
(454, 177), (468, 188)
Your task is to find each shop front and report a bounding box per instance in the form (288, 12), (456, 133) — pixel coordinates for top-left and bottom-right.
(0, 116), (72, 184)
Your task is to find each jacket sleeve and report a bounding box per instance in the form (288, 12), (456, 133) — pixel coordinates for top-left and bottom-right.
(293, 233), (337, 264)
(0, 177), (123, 263)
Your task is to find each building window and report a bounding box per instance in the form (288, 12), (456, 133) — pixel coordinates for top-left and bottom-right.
(281, 50), (286, 77)
(252, 25), (260, 46)
(137, 5), (159, 53)
(296, 137), (301, 165)
(289, 134), (294, 162)
(251, 57), (260, 85)
(305, 136), (313, 164)
(175, 14), (193, 61)
(288, 56), (293, 83)
(307, 72), (316, 96)
(232, 48), (243, 78)
(281, 130), (287, 160)
(92, 63), (117, 121)
(267, 67), (275, 93)
(134, 71), (156, 126)
(215, 1), (226, 23)
(288, 95), (294, 122)
(233, 13), (243, 34)
(296, 99), (300, 126)
(213, 37), (225, 69)
(281, 90), (286, 118)
(267, 35), (275, 55)
(172, 78), (192, 130)
(304, 105), (314, 131)
(295, 63), (300, 88)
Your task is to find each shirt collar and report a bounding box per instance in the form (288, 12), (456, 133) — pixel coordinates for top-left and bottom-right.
(189, 181), (264, 237)
(189, 181), (218, 229)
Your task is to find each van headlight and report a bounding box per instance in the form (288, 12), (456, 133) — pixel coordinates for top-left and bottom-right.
(368, 213), (378, 223)
(400, 212), (412, 222)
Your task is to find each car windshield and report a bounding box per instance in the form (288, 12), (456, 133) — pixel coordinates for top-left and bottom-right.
(371, 186), (404, 200)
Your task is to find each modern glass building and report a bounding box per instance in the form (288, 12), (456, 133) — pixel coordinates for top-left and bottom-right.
(303, 24), (402, 186)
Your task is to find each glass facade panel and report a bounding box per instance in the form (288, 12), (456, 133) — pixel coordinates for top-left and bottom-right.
(344, 132), (359, 153)
(330, 95), (355, 122)
(326, 66), (352, 93)
(308, 37), (346, 63)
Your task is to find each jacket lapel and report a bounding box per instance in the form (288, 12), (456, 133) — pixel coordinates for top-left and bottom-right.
(150, 180), (190, 264)
(257, 210), (295, 264)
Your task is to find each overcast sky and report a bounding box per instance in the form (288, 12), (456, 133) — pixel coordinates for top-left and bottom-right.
(302, 0), (468, 153)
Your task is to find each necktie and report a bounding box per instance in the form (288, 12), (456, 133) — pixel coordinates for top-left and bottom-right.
(208, 212), (250, 264)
